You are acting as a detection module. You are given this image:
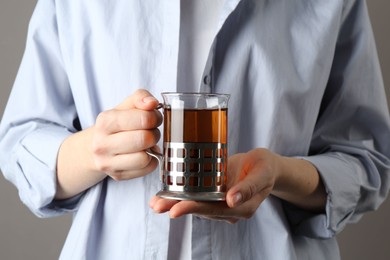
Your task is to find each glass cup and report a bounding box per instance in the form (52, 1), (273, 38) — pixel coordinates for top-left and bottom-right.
(147, 92), (230, 201)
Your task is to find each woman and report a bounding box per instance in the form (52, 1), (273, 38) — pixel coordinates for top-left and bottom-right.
(1, 0), (389, 259)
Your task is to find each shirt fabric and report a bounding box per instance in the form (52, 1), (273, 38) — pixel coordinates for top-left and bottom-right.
(1, 0), (390, 259)
(171, 1), (225, 259)
(177, 0), (225, 92)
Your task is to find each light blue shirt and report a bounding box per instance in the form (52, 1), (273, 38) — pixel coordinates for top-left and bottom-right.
(1, 0), (390, 259)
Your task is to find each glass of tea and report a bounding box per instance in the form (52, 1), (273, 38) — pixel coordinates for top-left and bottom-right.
(147, 92), (230, 201)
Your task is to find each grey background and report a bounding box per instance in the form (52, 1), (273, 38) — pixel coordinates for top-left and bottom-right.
(0, 1), (389, 259)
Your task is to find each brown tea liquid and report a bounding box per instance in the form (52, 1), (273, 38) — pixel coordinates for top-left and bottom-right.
(164, 108), (227, 144)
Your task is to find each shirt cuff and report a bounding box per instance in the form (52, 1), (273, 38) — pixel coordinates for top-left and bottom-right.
(7, 126), (81, 217)
(282, 153), (362, 239)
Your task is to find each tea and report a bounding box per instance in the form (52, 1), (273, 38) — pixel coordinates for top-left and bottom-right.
(150, 93), (230, 201)
(163, 108), (228, 144)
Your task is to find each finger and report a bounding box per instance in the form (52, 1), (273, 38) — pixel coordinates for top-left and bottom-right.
(169, 201), (228, 218)
(150, 197), (180, 213)
(112, 151), (154, 171)
(96, 109), (162, 134)
(110, 162), (158, 180)
(95, 151), (158, 179)
(102, 129), (161, 155)
(226, 153), (246, 188)
(170, 199), (256, 220)
(149, 195), (160, 208)
(226, 170), (273, 208)
(116, 89), (160, 111)
(168, 193), (264, 221)
(193, 214), (239, 224)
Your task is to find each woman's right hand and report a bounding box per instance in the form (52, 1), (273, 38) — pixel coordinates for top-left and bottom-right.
(92, 90), (162, 180)
(91, 89), (163, 180)
(56, 89), (162, 199)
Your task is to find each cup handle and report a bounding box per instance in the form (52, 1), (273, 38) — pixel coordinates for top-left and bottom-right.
(145, 103), (164, 179)
(145, 148), (163, 163)
(146, 148), (164, 181)
(146, 102), (164, 163)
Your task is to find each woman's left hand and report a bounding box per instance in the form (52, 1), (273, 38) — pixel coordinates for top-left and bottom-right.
(149, 148), (281, 224)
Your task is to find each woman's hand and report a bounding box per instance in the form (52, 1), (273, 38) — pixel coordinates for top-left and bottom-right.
(150, 149), (278, 223)
(56, 89), (162, 199)
(149, 148), (326, 223)
(91, 89), (163, 180)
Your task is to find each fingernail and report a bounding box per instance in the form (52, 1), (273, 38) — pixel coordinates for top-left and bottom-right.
(143, 96), (158, 103)
(233, 192), (242, 206)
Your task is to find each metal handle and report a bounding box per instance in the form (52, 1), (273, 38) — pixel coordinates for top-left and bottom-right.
(145, 148), (163, 163)
(146, 148), (164, 181)
(145, 103), (164, 179)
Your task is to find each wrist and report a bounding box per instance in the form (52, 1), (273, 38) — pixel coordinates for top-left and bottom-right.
(56, 127), (106, 199)
(271, 156), (326, 212)
(271, 154), (290, 193)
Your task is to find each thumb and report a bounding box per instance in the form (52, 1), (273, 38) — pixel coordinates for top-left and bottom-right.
(226, 166), (270, 208)
(116, 89), (160, 110)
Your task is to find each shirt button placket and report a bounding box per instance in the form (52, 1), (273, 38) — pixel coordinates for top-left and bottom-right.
(200, 40), (216, 93)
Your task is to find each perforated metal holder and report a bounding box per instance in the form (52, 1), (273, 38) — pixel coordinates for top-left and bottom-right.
(157, 142), (227, 201)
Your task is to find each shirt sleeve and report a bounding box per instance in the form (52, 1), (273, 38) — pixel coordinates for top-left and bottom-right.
(0, 0), (81, 218)
(283, 0), (390, 239)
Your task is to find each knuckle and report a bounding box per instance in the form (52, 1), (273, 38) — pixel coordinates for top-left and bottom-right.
(95, 110), (115, 131)
(94, 158), (112, 173)
(140, 111), (159, 129)
(244, 182), (258, 201)
(134, 131), (147, 148)
(136, 130), (159, 148)
(95, 111), (108, 127)
(134, 152), (152, 169)
(91, 133), (111, 157)
(91, 140), (106, 156)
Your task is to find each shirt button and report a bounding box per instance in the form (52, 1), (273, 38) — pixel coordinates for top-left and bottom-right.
(203, 75), (211, 85)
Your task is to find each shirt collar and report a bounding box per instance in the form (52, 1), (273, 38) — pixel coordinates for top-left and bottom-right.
(217, 0), (242, 32)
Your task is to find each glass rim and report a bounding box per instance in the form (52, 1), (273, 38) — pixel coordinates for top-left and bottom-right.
(161, 92), (230, 98)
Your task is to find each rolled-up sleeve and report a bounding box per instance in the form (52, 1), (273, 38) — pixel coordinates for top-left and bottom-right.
(0, 0), (81, 217)
(283, 0), (390, 239)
